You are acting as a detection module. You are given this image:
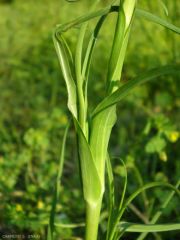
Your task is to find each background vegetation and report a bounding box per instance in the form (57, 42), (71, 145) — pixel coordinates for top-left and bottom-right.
(0, 0), (179, 239)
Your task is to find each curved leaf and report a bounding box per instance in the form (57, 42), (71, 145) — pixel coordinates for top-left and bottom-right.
(82, 14), (107, 79)
(92, 65), (180, 117)
(108, 182), (180, 240)
(158, 0), (169, 16)
(55, 5), (114, 34)
(119, 182), (180, 220)
(54, 6), (180, 35)
(137, 180), (180, 240)
(136, 9), (180, 34)
(53, 34), (77, 117)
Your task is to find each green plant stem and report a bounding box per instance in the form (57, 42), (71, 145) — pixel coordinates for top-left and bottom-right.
(85, 200), (102, 240)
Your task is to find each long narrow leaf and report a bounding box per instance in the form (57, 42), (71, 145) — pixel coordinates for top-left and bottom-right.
(119, 182), (180, 220)
(136, 9), (180, 34)
(137, 180), (180, 240)
(47, 123), (70, 240)
(55, 5), (114, 35)
(53, 34), (77, 117)
(158, 0), (169, 16)
(54, 6), (180, 35)
(75, 0), (100, 86)
(82, 15), (106, 79)
(108, 182), (180, 240)
(106, 154), (115, 211)
(118, 159), (128, 211)
(82, 16), (107, 133)
(119, 222), (180, 232)
(92, 65), (180, 117)
(106, 158), (128, 240)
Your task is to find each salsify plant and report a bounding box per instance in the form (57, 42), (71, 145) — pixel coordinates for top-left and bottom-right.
(48, 0), (180, 239)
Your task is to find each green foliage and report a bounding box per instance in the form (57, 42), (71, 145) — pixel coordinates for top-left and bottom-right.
(53, 0), (180, 239)
(0, 0), (180, 240)
(145, 135), (166, 153)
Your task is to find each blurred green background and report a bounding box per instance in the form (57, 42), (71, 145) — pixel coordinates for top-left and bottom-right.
(0, 0), (179, 239)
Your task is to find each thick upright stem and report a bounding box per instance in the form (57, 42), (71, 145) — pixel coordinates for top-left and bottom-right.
(85, 200), (102, 240)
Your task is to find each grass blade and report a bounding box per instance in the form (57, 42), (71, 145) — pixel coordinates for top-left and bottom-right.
(82, 15), (106, 80)
(54, 5), (180, 36)
(119, 222), (180, 232)
(92, 65), (180, 117)
(106, 158), (128, 240)
(82, 0), (117, 80)
(136, 9), (180, 34)
(108, 182), (180, 240)
(132, 166), (149, 211)
(82, 15), (107, 130)
(137, 180), (180, 240)
(106, 154), (115, 212)
(55, 5), (113, 35)
(118, 159), (128, 211)
(119, 182), (180, 220)
(53, 34), (77, 117)
(47, 123), (70, 240)
(158, 0), (169, 16)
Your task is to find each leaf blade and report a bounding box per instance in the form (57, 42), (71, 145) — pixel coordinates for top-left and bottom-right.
(92, 65), (180, 117)
(47, 123), (70, 240)
(136, 8), (180, 34)
(73, 117), (103, 204)
(119, 222), (180, 232)
(120, 182), (180, 220)
(108, 182), (180, 240)
(137, 180), (180, 240)
(53, 34), (77, 117)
